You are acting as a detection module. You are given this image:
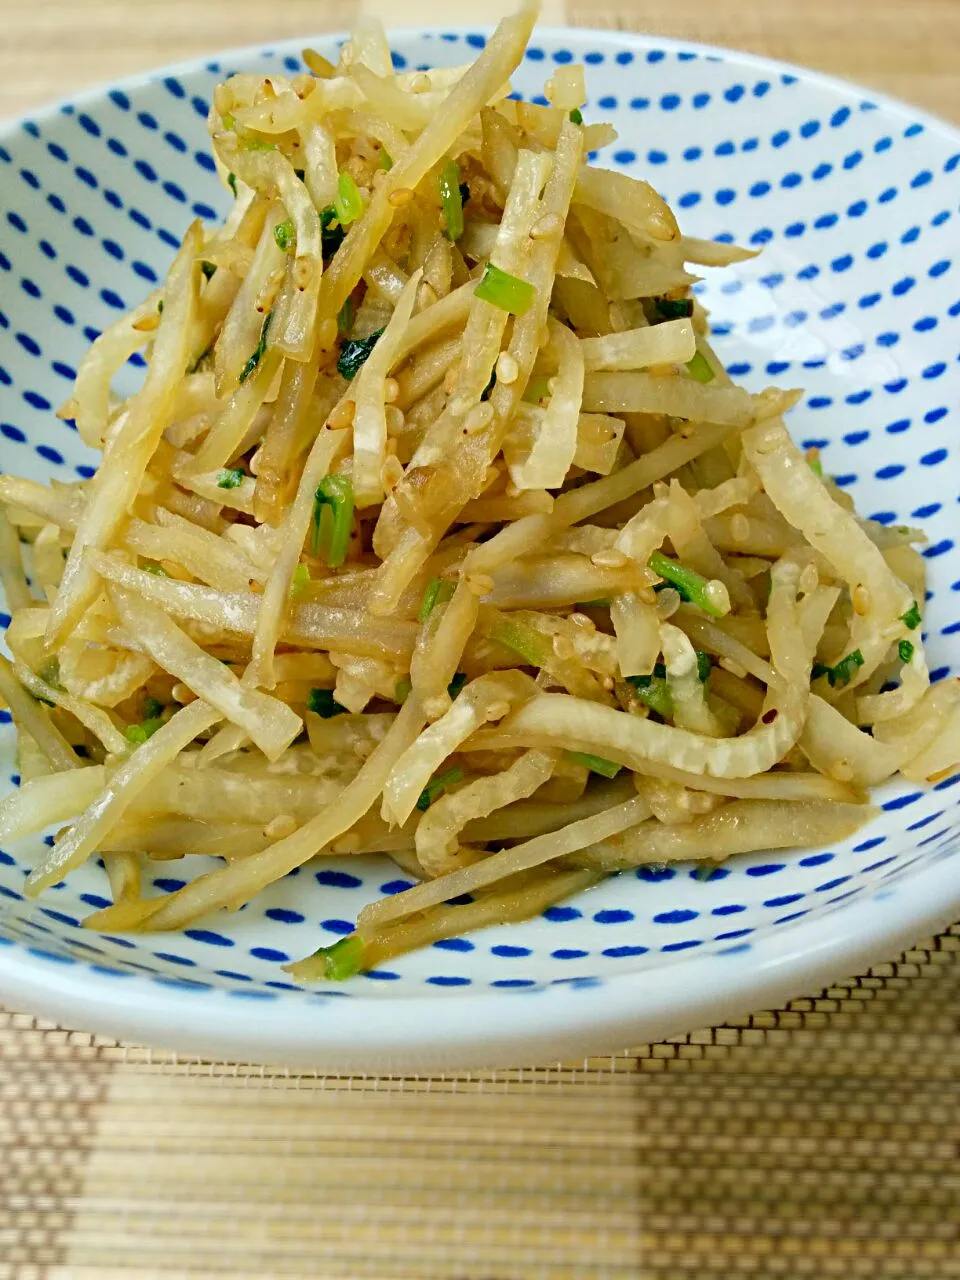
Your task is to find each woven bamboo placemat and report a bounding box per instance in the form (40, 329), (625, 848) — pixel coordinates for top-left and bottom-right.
(2, 1), (959, 1276)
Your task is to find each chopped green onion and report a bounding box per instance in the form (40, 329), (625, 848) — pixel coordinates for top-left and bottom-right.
(438, 159), (465, 242)
(379, 148), (393, 171)
(142, 560), (170, 577)
(143, 697), (164, 720)
(238, 310), (273, 385)
(216, 468), (245, 490)
(901, 600), (922, 630)
(696, 651), (712, 683)
(626, 671), (673, 719)
(647, 550), (726, 617)
(320, 207), (346, 258)
(490, 617), (552, 668)
(416, 766), (464, 812)
(568, 107), (583, 125)
(566, 750), (621, 779)
(686, 350), (716, 383)
(522, 375), (552, 404)
(394, 678), (412, 704)
(806, 449), (824, 477)
(447, 671), (467, 699)
(337, 295), (354, 335)
(289, 563), (311, 597)
(307, 688), (346, 718)
(898, 639), (915, 664)
(311, 474), (354, 567)
(475, 262), (535, 316)
(654, 296), (694, 320)
(227, 172), (238, 196)
(418, 576), (455, 623)
(221, 113), (236, 130)
(301, 933), (365, 981)
(125, 716), (164, 746)
(201, 261), (217, 280)
(337, 328), (384, 381)
(812, 649), (865, 689)
(334, 171), (364, 226)
(273, 218), (295, 252)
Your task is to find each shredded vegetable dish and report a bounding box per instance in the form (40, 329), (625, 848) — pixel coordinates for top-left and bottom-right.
(1, 3), (957, 982)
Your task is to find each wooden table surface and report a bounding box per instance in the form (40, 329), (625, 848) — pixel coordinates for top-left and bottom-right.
(3, 0), (959, 125)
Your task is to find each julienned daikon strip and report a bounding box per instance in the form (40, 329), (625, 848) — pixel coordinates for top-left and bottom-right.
(290, 866), (602, 980)
(506, 318), (583, 490)
(26, 699), (221, 896)
(46, 223), (202, 649)
(86, 552), (419, 662)
(575, 800), (873, 871)
(248, 425), (350, 689)
(416, 748), (558, 877)
(318, 5), (537, 321)
(467, 419), (740, 577)
(0, 656), (78, 773)
(110, 586), (301, 761)
(581, 372), (800, 424)
(579, 319), (697, 372)
(113, 697), (426, 934)
(0, 767), (107, 843)
(0, 508), (33, 611)
(381, 671), (535, 826)
(743, 418), (913, 686)
(12, 662), (129, 757)
(352, 270), (422, 509)
(573, 167), (679, 244)
(357, 793), (650, 936)
(71, 291), (161, 449)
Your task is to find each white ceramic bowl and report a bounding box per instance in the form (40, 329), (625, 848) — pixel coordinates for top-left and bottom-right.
(0, 26), (958, 1071)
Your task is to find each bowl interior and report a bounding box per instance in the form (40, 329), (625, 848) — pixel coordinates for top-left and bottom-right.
(0, 28), (958, 1010)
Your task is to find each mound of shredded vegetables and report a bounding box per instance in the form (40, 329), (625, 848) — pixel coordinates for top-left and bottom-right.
(0, 3), (956, 982)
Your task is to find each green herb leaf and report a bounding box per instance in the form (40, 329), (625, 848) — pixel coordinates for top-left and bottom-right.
(439, 159), (465, 241)
(273, 218), (295, 252)
(475, 262), (535, 316)
(418, 577), (455, 623)
(416, 766), (464, 811)
(686, 350), (715, 384)
(565, 750), (621, 779)
(305, 933), (365, 980)
(806, 450), (824, 477)
(901, 601), (922, 631)
(647, 550), (726, 617)
(337, 328), (384, 381)
(311, 473), (354, 567)
(568, 107), (583, 125)
(238, 310), (273, 385)
(143, 697), (164, 720)
(447, 671), (467, 699)
(654, 296), (693, 320)
(201, 261), (217, 280)
(227, 172), (238, 196)
(307, 688), (346, 718)
(337, 295), (354, 335)
(696, 650), (712, 683)
(379, 148), (393, 171)
(898, 639), (914, 664)
(320, 206), (346, 258)
(334, 171), (364, 226)
(216, 468), (245, 490)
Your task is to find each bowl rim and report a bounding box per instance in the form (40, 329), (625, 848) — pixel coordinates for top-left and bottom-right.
(1, 23), (958, 1071)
